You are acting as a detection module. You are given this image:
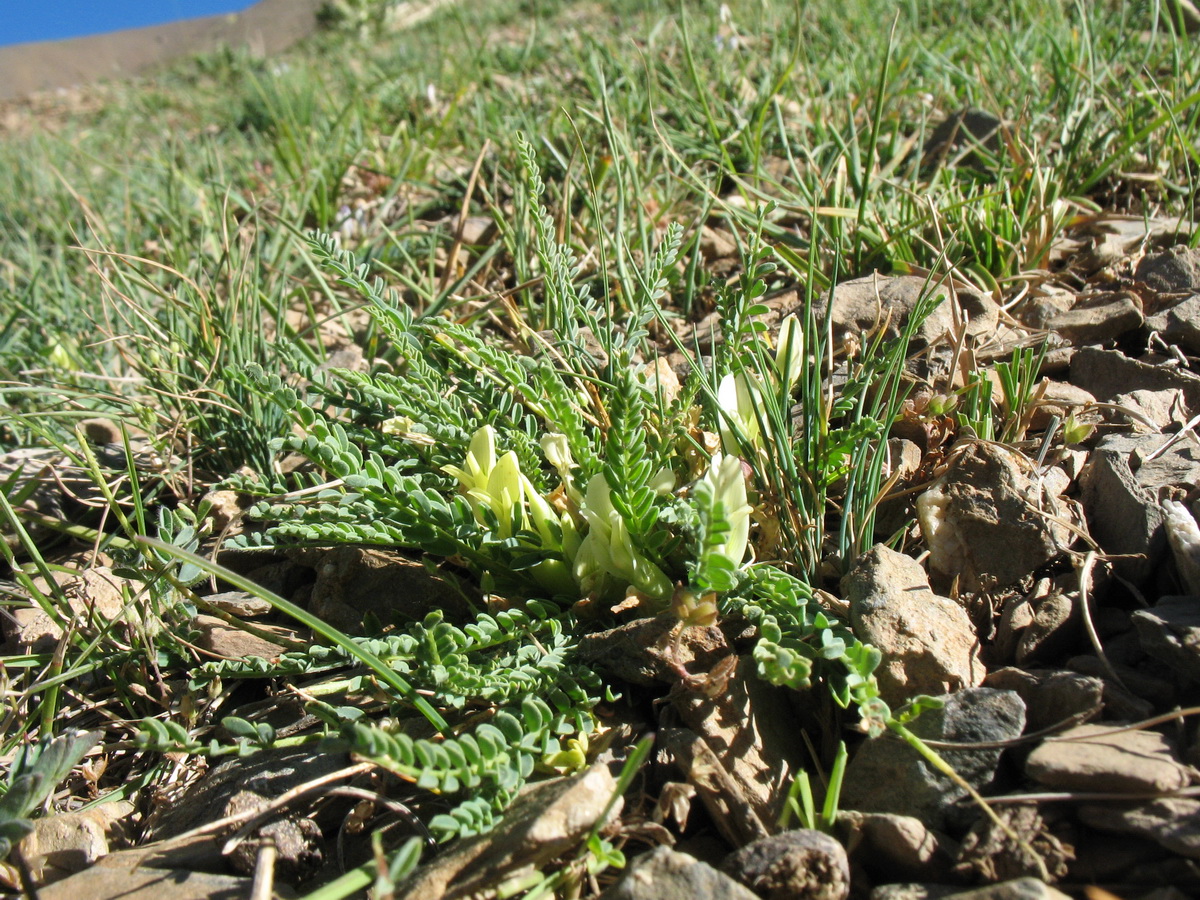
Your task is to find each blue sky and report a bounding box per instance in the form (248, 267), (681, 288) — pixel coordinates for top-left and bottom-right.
(0, 1), (257, 48)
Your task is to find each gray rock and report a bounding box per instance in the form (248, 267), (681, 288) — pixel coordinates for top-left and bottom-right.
(577, 614), (726, 687)
(223, 791), (323, 883)
(147, 747), (351, 841)
(1078, 432), (1200, 586)
(839, 811), (959, 883)
(1068, 647), (1175, 701)
(1070, 346), (1200, 412)
(1136, 245), (1200, 302)
(1017, 594), (1077, 667)
(16, 803), (133, 885)
(1146, 294), (1200, 354)
(994, 579), (1080, 667)
(1110, 388), (1189, 433)
(1064, 655), (1156, 721)
(721, 829), (850, 900)
(840, 688), (1025, 830)
(1050, 215), (1189, 274)
(1025, 724), (1192, 793)
(916, 441), (1072, 593)
(600, 846), (759, 900)
(1026, 382), (1096, 433)
(1132, 596), (1200, 684)
(1078, 798), (1200, 859)
(1040, 291), (1143, 343)
(843, 546), (984, 707)
(1015, 286), (1075, 330)
(954, 804), (1073, 883)
(983, 668), (1104, 734)
(798, 273), (998, 362)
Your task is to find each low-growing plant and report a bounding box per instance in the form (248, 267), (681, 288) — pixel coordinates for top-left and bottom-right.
(136, 143), (944, 852)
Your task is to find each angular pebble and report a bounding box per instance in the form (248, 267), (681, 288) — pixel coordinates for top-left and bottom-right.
(915, 442), (1071, 593)
(721, 829), (850, 900)
(844, 545), (984, 707)
(841, 811), (957, 883)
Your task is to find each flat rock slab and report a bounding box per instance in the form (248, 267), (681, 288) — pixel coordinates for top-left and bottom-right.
(191, 615), (296, 659)
(1078, 797), (1200, 858)
(37, 866), (276, 900)
(1132, 596), (1200, 684)
(599, 846), (759, 900)
(1025, 724), (1193, 792)
(1070, 346), (1200, 412)
(844, 545), (984, 706)
(1041, 291), (1143, 343)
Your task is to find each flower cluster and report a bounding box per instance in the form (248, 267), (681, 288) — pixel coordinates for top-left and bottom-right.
(441, 422), (753, 606)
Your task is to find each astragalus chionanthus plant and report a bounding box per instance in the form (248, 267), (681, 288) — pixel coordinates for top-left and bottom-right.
(217, 142), (926, 845)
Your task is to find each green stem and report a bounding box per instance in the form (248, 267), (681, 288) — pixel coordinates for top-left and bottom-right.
(889, 721), (1049, 881)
